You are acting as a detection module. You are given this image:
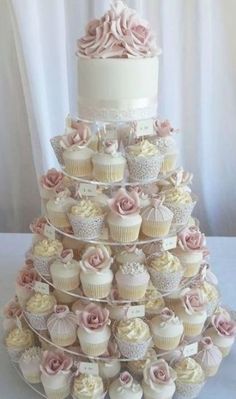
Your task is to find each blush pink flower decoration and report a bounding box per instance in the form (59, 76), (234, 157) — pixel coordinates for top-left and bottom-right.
(29, 216), (48, 235)
(40, 169), (64, 190)
(177, 227), (206, 252)
(143, 359), (176, 389)
(40, 350), (73, 376)
(16, 268), (40, 290)
(61, 120), (91, 148)
(103, 140), (118, 155)
(80, 245), (113, 272)
(182, 288), (206, 315)
(108, 188), (140, 217)
(3, 299), (22, 319)
(59, 249), (74, 264)
(160, 308), (176, 322)
(119, 371), (133, 388)
(212, 314), (236, 337)
(154, 120), (177, 137)
(76, 303), (110, 333)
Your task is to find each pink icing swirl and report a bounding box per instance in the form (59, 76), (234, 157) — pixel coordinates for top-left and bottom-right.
(16, 268), (40, 290)
(40, 350), (73, 376)
(182, 289), (206, 314)
(108, 188), (140, 217)
(77, 1), (158, 59)
(154, 120), (177, 137)
(40, 169), (64, 190)
(76, 303), (110, 332)
(211, 314), (236, 337)
(29, 216), (48, 235)
(80, 245), (112, 273)
(177, 227), (206, 252)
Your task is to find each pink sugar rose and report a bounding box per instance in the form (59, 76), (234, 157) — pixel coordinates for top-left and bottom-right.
(160, 307), (175, 322)
(61, 120), (91, 148)
(40, 350), (73, 376)
(119, 371), (133, 388)
(212, 314), (236, 337)
(178, 227), (206, 252)
(144, 359), (176, 389)
(30, 216), (48, 235)
(80, 245), (112, 272)
(108, 188), (140, 217)
(154, 120), (176, 138)
(40, 169), (64, 190)
(104, 140), (118, 155)
(3, 299), (22, 319)
(77, 303), (110, 332)
(200, 336), (214, 350)
(182, 288), (206, 314)
(59, 249), (74, 264)
(16, 268), (40, 290)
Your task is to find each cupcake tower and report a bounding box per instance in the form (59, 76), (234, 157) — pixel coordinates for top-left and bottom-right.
(2, 2), (235, 399)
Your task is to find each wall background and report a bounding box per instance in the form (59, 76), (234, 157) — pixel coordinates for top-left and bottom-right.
(0, 0), (236, 235)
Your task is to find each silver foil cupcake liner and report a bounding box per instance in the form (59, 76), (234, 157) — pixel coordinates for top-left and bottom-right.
(149, 268), (183, 292)
(126, 154), (163, 182)
(68, 214), (105, 240)
(32, 254), (57, 276)
(115, 335), (152, 359)
(164, 200), (197, 225)
(24, 311), (50, 331)
(175, 380), (205, 399)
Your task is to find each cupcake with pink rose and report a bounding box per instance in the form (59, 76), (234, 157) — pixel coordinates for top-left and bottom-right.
(50, 249), (80, 291)
(107, 188), (142, 243)
(172, 226), (206, 277)
(29, 216), (50, 242)
(3, 298), (24, 332)
(141, 197), (174, 238)
(19, 346), (42, 384)
(47, 305), (78, 347)
(109, 371), (143, 399)
(76, 303), (111, 356)
(40, 350), (73, 399)
(115, 262), (150, 300)
(177, 288), (207, 337)
(39, 169), (65, 202)
(205, 312), (236, 357)
(142, 359), (176, 399)
(15, 267), (40, 306)
(194, 336), (223, 377)
(150, 308), (184, 351)
(153, 119), (178, 174)
(79, 245), (113, 299)
(46, 188), (76, 229)
(32, 238), (63, 277)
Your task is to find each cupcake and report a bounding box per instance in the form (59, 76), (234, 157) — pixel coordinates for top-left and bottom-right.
(68, 200), (105, 240)
(115, 262), (150, 301)
(126, 140), (163, 182)
(148, 251), (184, 292)
(5, 327), (35, 361)
(15, 267), (40, 306)
(141, 198), (174, 237)
(50, 249), (80, 291)
(39, 169), (64, 202)
(63, 144), (94, 177)
(107, 288), (130, 322)
(98, 341), (121, 380)
(40, 350), (73, 399)
(46, 190), (76, 229)
(150, 308), (184, 351)
(47, 305), (78, 347)
(107, 188), (142, 243)
(19, 346), (42, 383)
(79, 245), (113, 299)
(206, 312), (236, 357)
(3, 298), (24, 332)
(153, 119), (178, 174)
(77, 303), (111, 356)
(32, 238), (63, 277)
(127, 349), (157, 380)
(115, 245), (145, 267)
(177, 288), (207, 337)
(144, 282), (165, 317)
(114, 318), (151, 359)
(25, 292), (57, 331)
(174, 358), (205, 399)
(109, 371), (143, 399)
(194, 337), (223, 377)
(172, 227), (205, 277)
(164, 188), (196, 225)
(92, 140), (126, 183)
(73, 374), (105, 399)
(142, 359), (176, 399)
(30, 216), (50, 242)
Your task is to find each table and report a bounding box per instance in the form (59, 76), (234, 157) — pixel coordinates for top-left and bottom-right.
(0, 234), (235, 398)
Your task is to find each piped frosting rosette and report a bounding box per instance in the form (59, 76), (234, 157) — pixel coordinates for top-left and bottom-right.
(24, 292), (57, 331)
(174, 357), (205, 399)
(163, 186), (197, 225)
(31, 238), (63, 277)
(205, 310), (236, 357)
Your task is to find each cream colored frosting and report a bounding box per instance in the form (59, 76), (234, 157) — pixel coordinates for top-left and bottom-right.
(6, 328), (34, 348)
(116, 318), (150, 343)
(70, 200), (103, 217)
(145, 283), (165, 311)
(175, 358), (205, 384)
(73, 374), (104, 397)
(26, 293), (56, 314)
(128, 140), (159, 157)
(202, 282), (219, 302)
(150, 251), (182, 273)
(33, 239), (63, 257)
(20, 346), (41, 363)
(164, 188), (192, 204)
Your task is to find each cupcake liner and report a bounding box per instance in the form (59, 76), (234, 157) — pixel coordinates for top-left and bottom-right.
(141, 219), (172, 238)
(50, 136), (65, 165)
(164, 201), (196, 225)
(50, 333), (77, 347)
(33, 254), (57, 276)
(93, 163), (125, 183)
(149, 268), (183, 292)
(72, 391), (107, 399)
(183, 321), (205, 337)
(117, 284), (148, 301)
(79, 340), (109, 356)
(126, 154), (163, 182)
(51, 275), (80, 291)
(182, 262), (201, 278)
(153, 334), (182, 351)
(47, 210), (71, 229)
(43, 384), (71, 399)
(81, 282), (112, 299)
(115, 335), (152, 359)
(22, 373), (41, 384)
(108, 223), (141, 243)
(175, 380), (205, 399)
(24, 311), (51, 331)
(68, 214), (105, 240)
(161, 153), (178, 174)
(64, 158), (92, 177)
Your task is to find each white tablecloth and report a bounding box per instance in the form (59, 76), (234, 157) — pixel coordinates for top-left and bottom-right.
(0, 234), (236, 398)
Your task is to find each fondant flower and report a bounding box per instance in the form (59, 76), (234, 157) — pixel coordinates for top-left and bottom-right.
(182, 288), (206, 314)
(16, 268), (40, 290)
(211, 314), (236, 337)
(40, 169), (64, 190)
(119, 371), (133, 388)
(3, 299), (22, 319)
(108, 188), (140, 217)
(80, 245), (113, 272)
(40, 350), (73, 375)
(77, 303), (110, 332)
(160, 307), (176, 322)
(177, 227), (206, 252)
(59, 249), (74, 264)
(154, 120), (176, 137)
(23, 258), (34, 270)
(61, 121), (91, 148)
(29, 216), (48, 235)
(143, 359), (176, 389)
(200, 336), (214, 350)
(103, 140), (118, 155)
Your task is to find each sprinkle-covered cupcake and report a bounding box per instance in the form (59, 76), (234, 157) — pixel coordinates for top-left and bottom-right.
(25, 292), (57, 331)
(153, 119), (178, 174)
(206, 312), (236, 357)
(164, 188), (196, 225)
(174, 358), (205, 399)
(47, 305), (78, 347)
(114, 318), (151, 359)
(73, 374), (105, 399)
(126, 140), (163, 182)
(32, 238), (63, 277)
(141, 197), (174, 237)
(150, 308), (184, 351)
(16, 267), (40, 306)
(19, 346), (42, 383)
(5, 327), (35, 361)
(148, 251), (183, 292)
(107, 188), (142, 243)
(194, 337), (222, 377)
(115, 262), (150, 301)
(50, 249), (80, 291)
(142, 358), (176, 399)
(68, 200), (105, 240)
(109, 371), (143, 399)
(46, 190), (76, 229)
(63, 144), (94, 178)
(79, 245), (113, 299)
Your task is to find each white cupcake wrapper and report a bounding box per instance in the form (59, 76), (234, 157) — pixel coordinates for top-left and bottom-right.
(33, 254), (57, 276)
(175, 380), (205, 399)
(50, 136), (65, 166)
(126, 154), (163, 182)
(115, 335), (152, 359)
(164, 201), (196, 225)
(24, 311), (51, 331)
(149, 268), (183, 292)
(68, 214), (105, 239)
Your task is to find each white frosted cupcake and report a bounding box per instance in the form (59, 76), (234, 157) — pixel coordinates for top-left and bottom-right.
(109, 371), (143, 399)
(141, 198), (174, 237)
(77, 303), (111, 356)
(115, 262), (150, 301)
(164, 188), (196, 225)
(50, 249), (80, 291)
(206, 312), (236, 357)
(107, 188), (142, 243)
(194, 337), (223, 377)
(63, 144), (94, 177)
(47, 305), (78, 347)
(114, 318), (151, 359)
(142, 358), (176, 399)
(174, 358), (205, 399)
(98, 341), (121, 380)
(5, 327), (35, 362)
(92, 140), (126, 183)
(148, 251), (184, 292)
(115, 245), (145, 267)
(19, 346), (42, 383)
(68, 200), (105, 240)
(73, 374), (105, 399)
(46, 190), (76, 229)
(126, 140), (163, 182)
(25, 292), (57, 331)
(150, 308), (184, 351)
(153, 119), (178, 174)
(79, 245), (113, 299)
(32, 238), (63, 276)
(144, 282), (165, 317)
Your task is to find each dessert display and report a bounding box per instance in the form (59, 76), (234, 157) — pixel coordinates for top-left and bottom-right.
(2, 1), (235, 398)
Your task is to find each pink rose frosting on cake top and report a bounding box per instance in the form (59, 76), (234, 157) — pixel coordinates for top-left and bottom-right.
(16, 268), (40, 290)
(40, 350), (73, 376)
(40, 169), (64, 190)
(30, 216), (48, 235)
(154, 120), (177, 137)
(211, 314), (236, 337)
(77, 1), (159, 58)
(108, 188), (140, 217)
(182, 288), (206, 315)
(80, 245), (113, 272)
(77, 303), (110, 332)
(143, 359), (176, 389)
(177, 227), (206, 252)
